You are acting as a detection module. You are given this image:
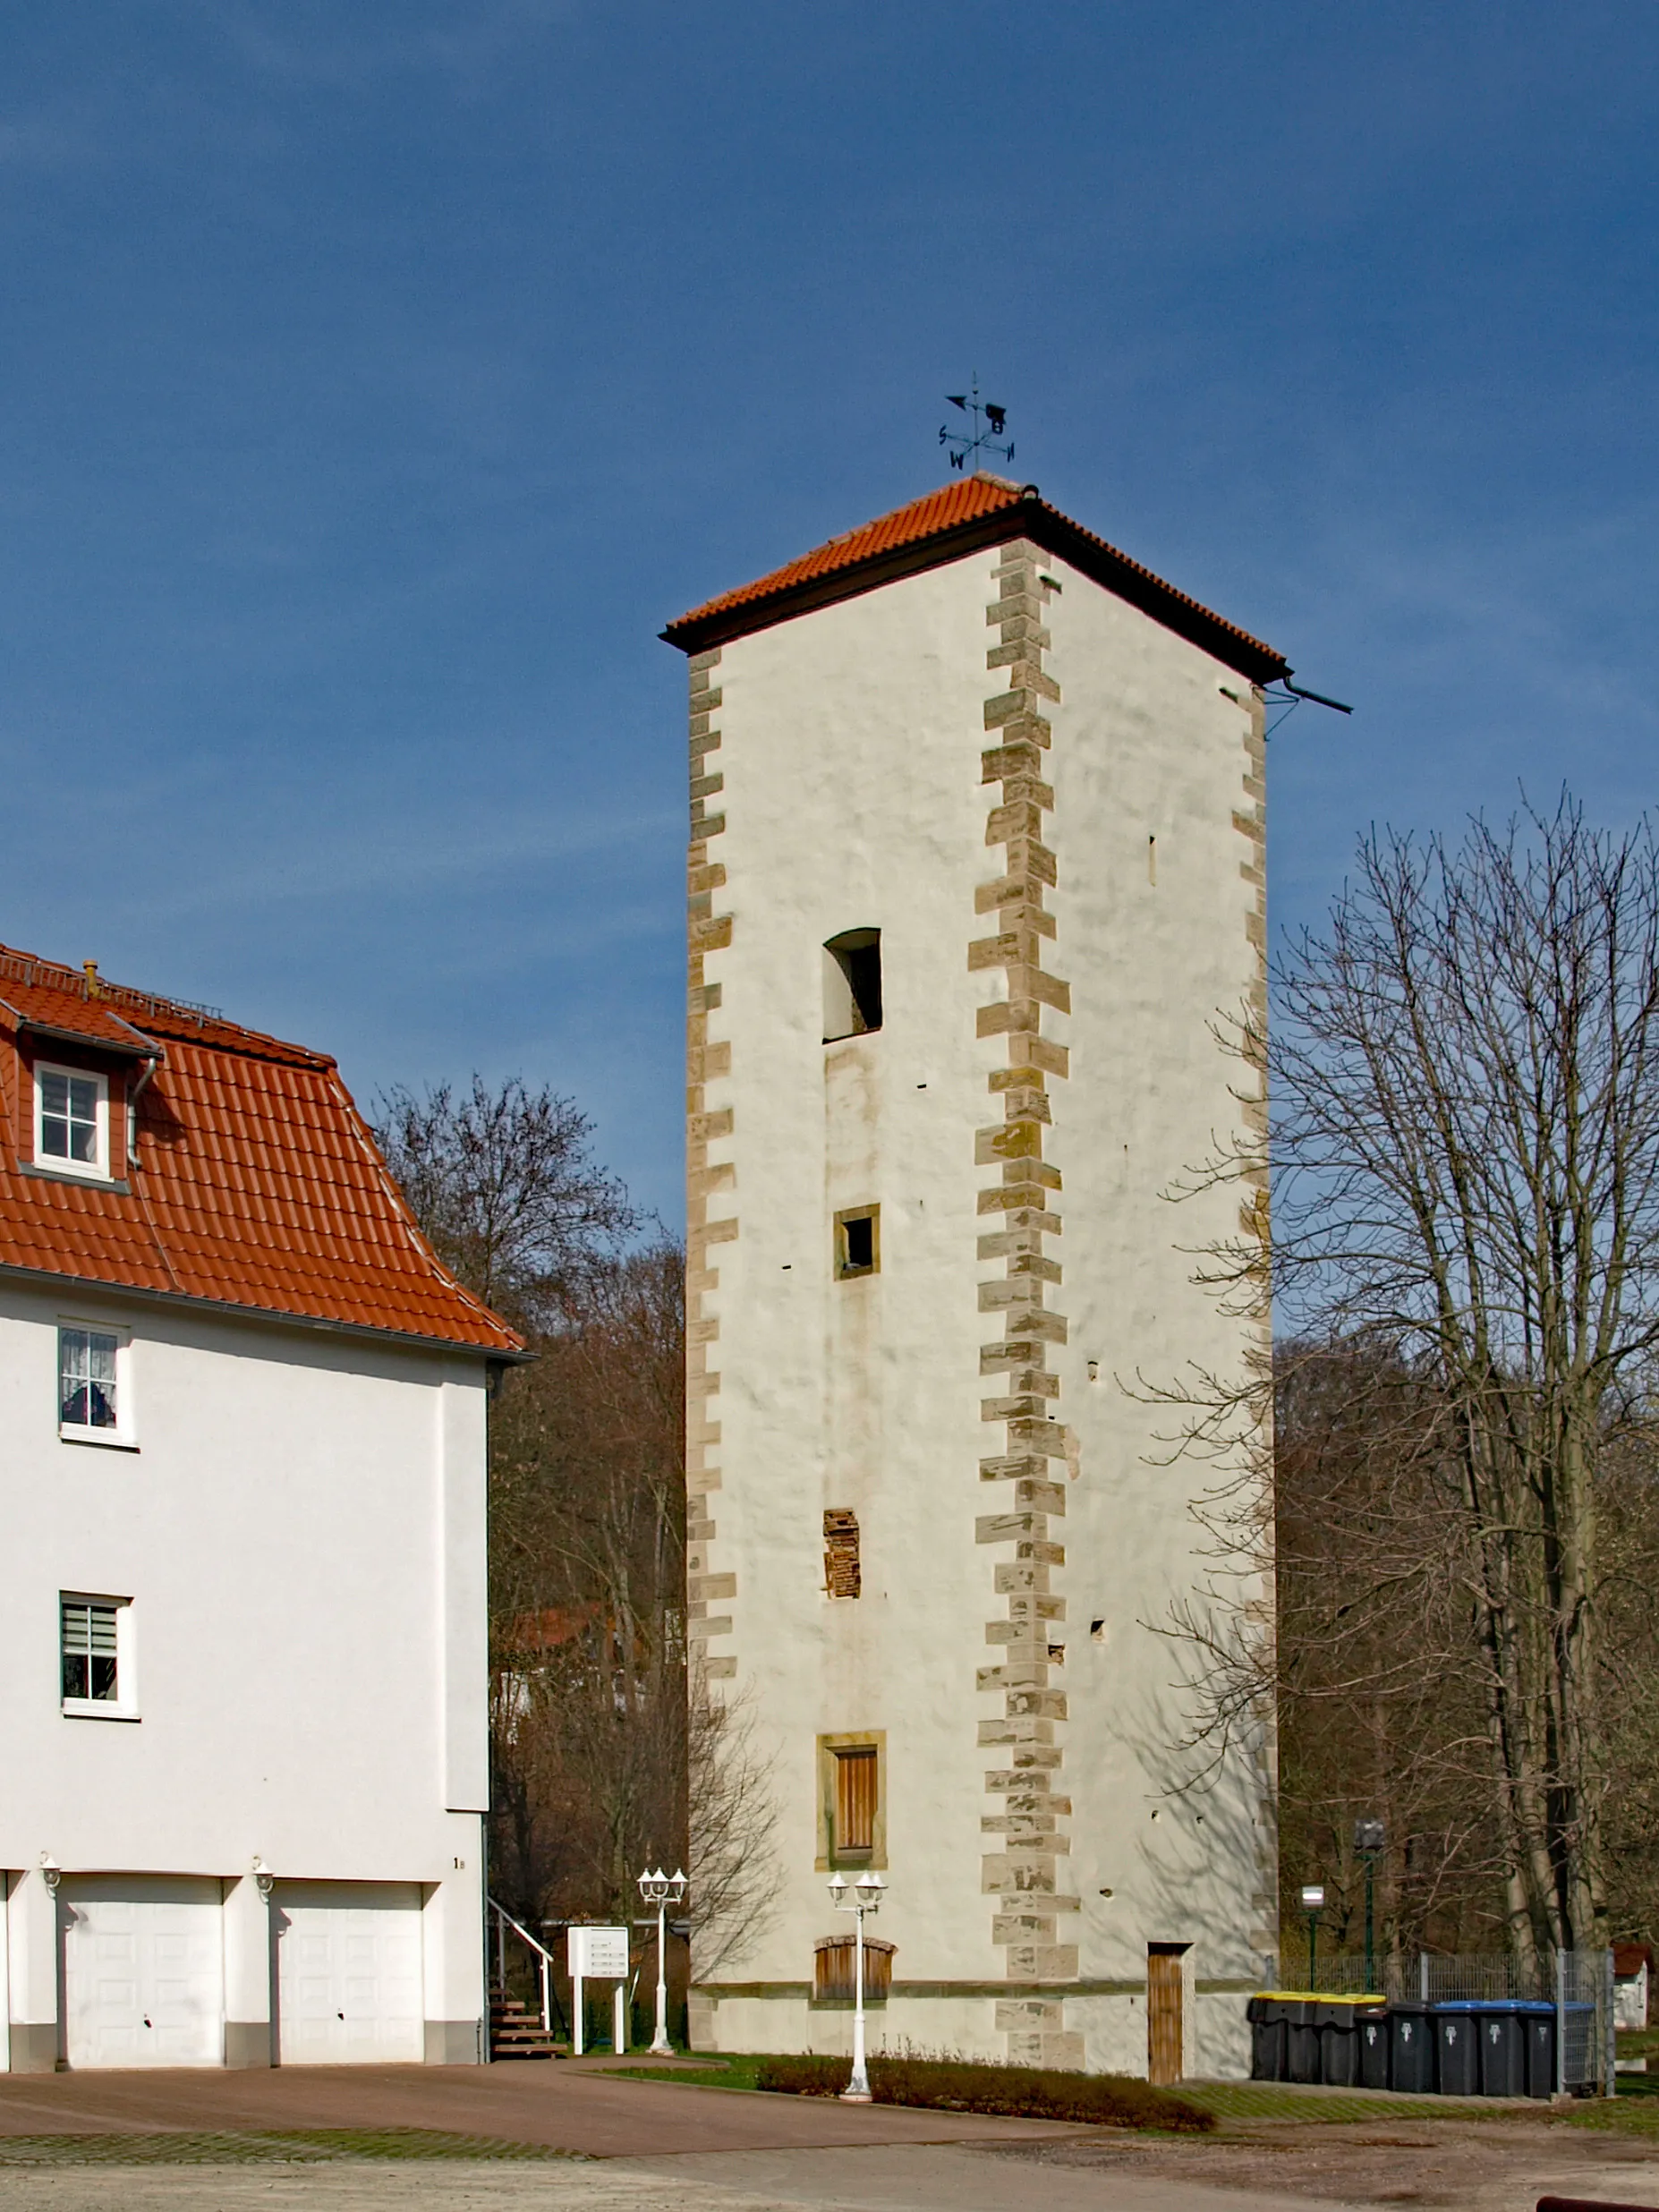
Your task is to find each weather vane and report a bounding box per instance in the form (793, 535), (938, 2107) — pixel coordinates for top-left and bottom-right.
(940, 375), (1013, 472)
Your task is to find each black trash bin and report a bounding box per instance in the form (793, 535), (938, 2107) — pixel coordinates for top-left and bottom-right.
(1476, 2003), (1527, 2097)
(1389, 2001), (1436, 2093)
(1318, 1998), (1369, 2087)
(1434, 2004), (1481, 2097)
(1286, 1999), (1323, 2084)
(1358, 2003), (1390, 2090)
(1247, 1995), (1288, 2083)
(1520, 2004), (1556, 2098)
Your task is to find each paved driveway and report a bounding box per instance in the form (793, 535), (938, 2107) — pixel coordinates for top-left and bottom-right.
(0, 2061), (1072, 2157)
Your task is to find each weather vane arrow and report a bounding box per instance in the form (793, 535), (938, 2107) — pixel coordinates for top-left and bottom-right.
(940, 374), (1013, 472)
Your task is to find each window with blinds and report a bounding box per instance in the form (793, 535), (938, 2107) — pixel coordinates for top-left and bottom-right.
(833, 1745), (878, 1859)
(62, 1598), (120, 1703)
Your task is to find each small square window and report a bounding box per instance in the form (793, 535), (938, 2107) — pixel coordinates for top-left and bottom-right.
(35, 1064), (110, 1179)
(61, 1594), (136, 1718)
(58, 1324), (133, 1445)
(835, 1205), (879, 1280)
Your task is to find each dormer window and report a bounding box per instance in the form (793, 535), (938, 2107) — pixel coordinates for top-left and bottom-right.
(35, 1064), (109, 1178)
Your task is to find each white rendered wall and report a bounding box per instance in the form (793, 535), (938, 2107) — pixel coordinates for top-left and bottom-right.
(690, 543), (1272, 2070)
(0, 1283), (489, 2063)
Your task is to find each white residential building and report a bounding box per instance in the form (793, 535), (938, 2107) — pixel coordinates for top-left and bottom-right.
(0, 946), (521, 2071)
(666, 475), (1285, 2080)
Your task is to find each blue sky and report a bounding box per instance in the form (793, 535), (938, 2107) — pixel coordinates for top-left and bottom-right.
(3, 3), (1655, 1226)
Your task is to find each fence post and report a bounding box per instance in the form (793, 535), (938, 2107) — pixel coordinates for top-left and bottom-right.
(1419, 1953), (1430, 2004)
(1605, 1947), (1616, 2099)
(1555, 1948), (1566, 2097)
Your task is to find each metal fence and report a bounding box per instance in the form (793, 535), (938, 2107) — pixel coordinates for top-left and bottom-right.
(1262, 1947), (1615, 2094)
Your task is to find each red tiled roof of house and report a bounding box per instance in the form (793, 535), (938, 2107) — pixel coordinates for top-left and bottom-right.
(662, 474), (1289, 683)
(0, 942), (522, 1356)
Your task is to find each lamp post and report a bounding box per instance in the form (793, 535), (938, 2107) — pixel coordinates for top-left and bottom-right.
(828, 1870), (885, 2102)
(1299, 1884), (1325, 1993)
(636, 1867), (687, 2057)
(1353, 1819), (1385, 1994)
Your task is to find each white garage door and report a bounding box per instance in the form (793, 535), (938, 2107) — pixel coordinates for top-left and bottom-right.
(275, 1882), (423, 2064)
(63, 1875), (225, 2070)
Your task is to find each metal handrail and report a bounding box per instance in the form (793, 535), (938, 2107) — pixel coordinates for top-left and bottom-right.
(488, 1895), (559, 2036)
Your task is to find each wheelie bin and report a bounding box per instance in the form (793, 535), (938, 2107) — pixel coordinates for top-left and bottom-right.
(1317, 1996), (1380, 2087)
(1286, 1999), (1323, 2084)
(1476, 2003), (1527, 2097)
(1357, 2002), (1390, 2089)
(1247, 1994), (1288, 2082)
(1433, 2004), (1482, 2097)
(1521, 2004), (1556, 2098)
(1389, 2000), (1436, 2092)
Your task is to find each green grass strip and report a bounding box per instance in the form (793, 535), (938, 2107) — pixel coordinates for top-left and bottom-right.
(0, 2130), (588, 2165)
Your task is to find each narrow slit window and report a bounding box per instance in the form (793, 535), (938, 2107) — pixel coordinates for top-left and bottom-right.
(823, 1509), (861, 1599)
(835, 1205), (879, 1280)
(62, 1598), (120, 1704)
(823, 930), (881, 1042)
(834, 1746), (878, 1859)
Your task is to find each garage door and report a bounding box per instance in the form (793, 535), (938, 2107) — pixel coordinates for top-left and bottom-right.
(62, 1875), (225, 2069)
(275, 1882), (424, 2063)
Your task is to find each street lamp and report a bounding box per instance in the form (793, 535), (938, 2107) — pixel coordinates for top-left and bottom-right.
(828, 1869), (885, 2102)
(1353, 1819), (1386, 1994)
(636, 1867), (687, 2056)
(1299, 1884), (1325, 1993)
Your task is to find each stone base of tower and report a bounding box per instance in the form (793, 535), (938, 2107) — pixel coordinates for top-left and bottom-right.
(688, 1986), (1254, 2081)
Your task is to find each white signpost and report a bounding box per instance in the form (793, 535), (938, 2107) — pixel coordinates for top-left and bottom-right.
(566, 1925), (631, 2056)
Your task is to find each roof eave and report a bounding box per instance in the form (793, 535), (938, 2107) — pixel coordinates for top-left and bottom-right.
(661, 495), (1289, 685)
(0, 1258), (532, 1363)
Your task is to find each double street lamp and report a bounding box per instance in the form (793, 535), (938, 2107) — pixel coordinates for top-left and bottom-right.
(636, 1867), (687, 2057)
(827, 1870), (886, 2102)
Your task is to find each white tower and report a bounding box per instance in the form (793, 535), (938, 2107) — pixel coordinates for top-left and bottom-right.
(667, 475), (1282, 2079)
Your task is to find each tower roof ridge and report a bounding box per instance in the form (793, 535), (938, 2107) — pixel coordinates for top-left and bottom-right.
(662, 480), (1288, 684)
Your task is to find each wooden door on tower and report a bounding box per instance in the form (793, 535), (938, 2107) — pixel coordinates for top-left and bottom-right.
(1146, 1945), (1187, 2084)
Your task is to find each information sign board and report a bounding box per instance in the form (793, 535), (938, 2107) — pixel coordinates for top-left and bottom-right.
(567, 1925), (630, 1979)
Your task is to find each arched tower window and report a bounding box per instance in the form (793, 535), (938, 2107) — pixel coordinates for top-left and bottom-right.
(822, 929), (881, 1042)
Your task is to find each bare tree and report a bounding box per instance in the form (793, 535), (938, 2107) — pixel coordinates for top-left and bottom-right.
(685, 1668), (779, 1977)
(375, 1081), (779, 1985)
(1166, 798), (1659, 1961)
(375, 1076), (634, 1323)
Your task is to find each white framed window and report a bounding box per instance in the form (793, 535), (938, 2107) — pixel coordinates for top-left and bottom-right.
(35, 1063), (110, 1179)
(58, 1323), (135, 1447)
(61, 1593), (138, 1720)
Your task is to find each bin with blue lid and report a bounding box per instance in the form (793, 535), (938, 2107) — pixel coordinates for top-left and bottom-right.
(1433, 2004), (1480, 2096)
(1476, 2002), (1537, 2097)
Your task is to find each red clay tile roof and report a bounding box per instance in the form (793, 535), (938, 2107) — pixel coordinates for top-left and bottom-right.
(0, 942), (522, 1357)
(662, 474), (1289, 683)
